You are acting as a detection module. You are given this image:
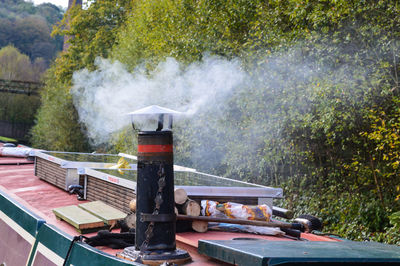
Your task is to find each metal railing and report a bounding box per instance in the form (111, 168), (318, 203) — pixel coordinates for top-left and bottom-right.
(0, 79), (43, 96)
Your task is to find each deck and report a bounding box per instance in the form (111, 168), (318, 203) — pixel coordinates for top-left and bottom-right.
(0, 146), (341, 265)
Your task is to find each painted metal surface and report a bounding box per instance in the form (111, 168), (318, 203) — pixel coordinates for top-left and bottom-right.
(66, 241), (140, 266)
(81, 167), (283, 201)
(4, 150), (400, 266)
(0, 156), (141, 265)
(0, 189), (45, 266)
(33, 150), (136, 191)
(198, 239), (400, 265)
(0, 174), (140, 266)
(81, 167), (136, 191)
(0, 212), (35, 266)
(30, 223), (70, 266)
(30, 223), (141, 266)
(0, 189), (45, 237)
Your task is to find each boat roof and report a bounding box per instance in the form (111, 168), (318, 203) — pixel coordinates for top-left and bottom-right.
(3, 143), (399, 265)
(0, 148), (337, 264)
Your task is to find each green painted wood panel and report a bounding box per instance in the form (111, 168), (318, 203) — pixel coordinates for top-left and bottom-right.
(28, 223), (73, 266)
(66, 240), (141, 266)
(30, 222), (141, 266)
(198, 240), (400, 265)
(0, 189), (45, 236)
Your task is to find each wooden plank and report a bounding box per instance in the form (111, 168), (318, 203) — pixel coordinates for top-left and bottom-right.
(52, 205), (105, 231)
(36, 158), (67, 190)
(78, 201), (127, 227)
(86, 183), (135, 199)
(86, 176), (135, 213)
(86, 185), (134, 199)
(85, 193), (130, 213)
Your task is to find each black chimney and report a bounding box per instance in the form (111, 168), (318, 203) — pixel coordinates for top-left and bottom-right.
(120, 105), (191, 264)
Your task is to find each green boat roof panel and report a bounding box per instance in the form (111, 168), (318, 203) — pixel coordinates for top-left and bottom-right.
(198, 240), (400, 265)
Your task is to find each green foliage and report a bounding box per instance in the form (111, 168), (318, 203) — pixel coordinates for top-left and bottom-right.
(112, 0), (400, 244)
(0, 136), (17, 143)
(30, 67), (89, 151)
(0, 45), (42, 124)
(0, 45), (45, 81)
(32, 0), (133, 151)
(32, 0), (400, 244)
(115, 0), (279, 68)
(51, 0), (133, 81)
(0, 0), (64, 65)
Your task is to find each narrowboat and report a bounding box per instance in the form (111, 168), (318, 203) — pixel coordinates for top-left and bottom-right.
(1, 106), (400, 265)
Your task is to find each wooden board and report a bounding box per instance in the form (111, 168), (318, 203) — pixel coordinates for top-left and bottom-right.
(78, 201), (127, 227)
(52, 205), (105, 233)
(36, 157), (67, 190)
(86, 175), (135, 213)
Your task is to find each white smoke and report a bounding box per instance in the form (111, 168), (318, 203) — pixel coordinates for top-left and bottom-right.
(71, 56), (246, 145)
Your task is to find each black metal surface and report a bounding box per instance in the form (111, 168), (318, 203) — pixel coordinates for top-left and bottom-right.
(272, 206), (293, 219)
(135, 131), (176, 251)
(120, 246), (191, 264)
(140, 213), (176, 223)
(137, 131), (173, 164)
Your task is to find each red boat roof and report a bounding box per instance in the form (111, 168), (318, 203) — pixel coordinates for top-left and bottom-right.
(0, 149), (339, 265)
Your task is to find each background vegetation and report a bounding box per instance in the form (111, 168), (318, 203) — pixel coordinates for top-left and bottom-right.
(0, 0), (63, 138)
(32, 0), (400, 244)
(0, 46), (43, 124)
(0, 0), (64, 66)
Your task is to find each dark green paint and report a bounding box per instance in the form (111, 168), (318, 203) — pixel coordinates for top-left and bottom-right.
(34, 223), (74, 258)
(0, 188), (141, 265)
(31, 220), (141, 265)
(66, 242), (141, 266)
(0, 189), (45, 236)
(198, 240), (400, 265)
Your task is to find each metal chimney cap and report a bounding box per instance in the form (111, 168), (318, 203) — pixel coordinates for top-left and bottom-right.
(127, 105), (181, 116)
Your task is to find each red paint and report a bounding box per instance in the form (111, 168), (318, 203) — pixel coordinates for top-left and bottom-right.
(138, 144), (173, 153)
(177, 231), (293, 249)
(0, 157), (33, 165)
(107, 176), (119, 184)
(0, 149), (340, 265)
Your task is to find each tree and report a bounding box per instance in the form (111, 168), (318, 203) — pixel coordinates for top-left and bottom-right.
(31, 0), (400, 244)
(0, 45), (42, 124)
(0, 0), (64, 65)
(0, 45), (35, 81)
(32, 0), (134, 151)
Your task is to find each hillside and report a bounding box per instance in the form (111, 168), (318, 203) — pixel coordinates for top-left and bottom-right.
(0, 0), (64, 66)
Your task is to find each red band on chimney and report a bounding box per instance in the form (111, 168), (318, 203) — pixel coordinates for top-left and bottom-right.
(138, 145), (173, 153)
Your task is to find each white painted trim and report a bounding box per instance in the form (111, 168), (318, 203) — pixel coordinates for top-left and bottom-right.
(83, 168), (137, 191)
(33, 150), (64, 165)
(33, 242), (64, 266)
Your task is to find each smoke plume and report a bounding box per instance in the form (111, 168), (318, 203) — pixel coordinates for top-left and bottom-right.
(71, 56), (246, 145)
